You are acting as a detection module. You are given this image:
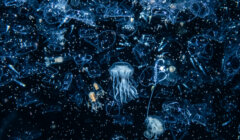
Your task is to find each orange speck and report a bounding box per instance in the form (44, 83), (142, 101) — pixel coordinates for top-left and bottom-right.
(89, 92), (96, 102)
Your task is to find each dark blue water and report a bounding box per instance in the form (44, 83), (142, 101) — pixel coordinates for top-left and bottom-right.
(0, 0), (239, 139)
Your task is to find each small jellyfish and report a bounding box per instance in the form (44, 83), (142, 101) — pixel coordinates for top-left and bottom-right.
(87, 91), (103, 113)
(105, 101), (121, 116)
(191, 113), (207, 126)
(189, 1), (211, 18)
(109, 62), (138, 104)
(93, 82), (105, 97)
(4, 0), (27, 7)
(144, 116), (165, 139)
(42, 0), (69, 25)
(66, 10), (96, 27)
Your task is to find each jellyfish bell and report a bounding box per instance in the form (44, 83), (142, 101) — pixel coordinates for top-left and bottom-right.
(109, 62), (134, 78)
(109, 62), (138, 104)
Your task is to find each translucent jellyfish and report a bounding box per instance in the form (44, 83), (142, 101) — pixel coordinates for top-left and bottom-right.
(187, 35), (213, 60)
(4, 0), (27, 7)
(109, 62), (138, 104)
(189, 1), (211, 18)
(42, 0), (69, 25)
(45, 28), (67, 52)
(66, 10), (96, 27)
(79, 29), (98, 39)
(103, 4), (133, 20)
(105, 101), (121, 116)
(87, 92), (103, 113)
(116, 18), (138, 38)
(98, 30), (116, 52)
(151, 6), (178, 24)
(85, 61), (102, 78)
(73, 54), (92, 67)
(191, 113), (207, 126)
(144, 116), (165, 139)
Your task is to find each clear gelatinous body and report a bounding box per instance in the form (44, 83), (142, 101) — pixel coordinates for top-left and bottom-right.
(144, 116), (165, 139)
(109, 62), (138, 104)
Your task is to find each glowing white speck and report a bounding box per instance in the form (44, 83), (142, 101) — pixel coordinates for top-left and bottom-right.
(159, 66), (165, 72)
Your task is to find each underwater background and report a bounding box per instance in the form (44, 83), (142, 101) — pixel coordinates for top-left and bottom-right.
(0, 0), (239, 139)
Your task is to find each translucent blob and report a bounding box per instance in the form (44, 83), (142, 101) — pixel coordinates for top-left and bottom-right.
(161, 101), (190, 123)
(70, 92), (83, 107)
(4, 0), (27, 7)
(98, 30), (116, 52)
(73, 54), (92, 67)
(105, 101), (121, 116)
(139, 66), (154, 87)
(79, 29), (98, 39)
(15, 39), (38, 56)
(132, 34), (156, 65)
(19, 62), (43, 78)
(15, 45), (38, 56)
(222, 50), (240, 83)
(99, 51), (112, 65)
(116, 19), (138, 38)
(191, 113), (207, 126)
(132, 43), (152, 66)
(42, 0), (69, 25)
(12, 24), (33, 35)
(45, 28), (67, 52)
(66, 10), (96, 26)
(151, 6), (178, 24)
(189, 1), (211, 18)
(153, 58), (179, 86)
(61, 72), (73, 91)
(103, 4), (133, 20)
(85, 61), (102, 78)
(144, 116), (165, 139)
(87, 91), (104, 113)
(109, 62), (138, 104)
(80, 30), (116, 53)
(153, 59), (168, 84)
(16, 92), (39, 108)
(187, 35), (213, 60)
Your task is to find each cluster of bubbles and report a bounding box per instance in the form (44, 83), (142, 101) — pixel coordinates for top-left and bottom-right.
(0, 0), (239, 139)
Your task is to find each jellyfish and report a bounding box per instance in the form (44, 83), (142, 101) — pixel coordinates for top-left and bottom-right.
(144, 116), (165, 139)
(109, 62), (138, 104)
